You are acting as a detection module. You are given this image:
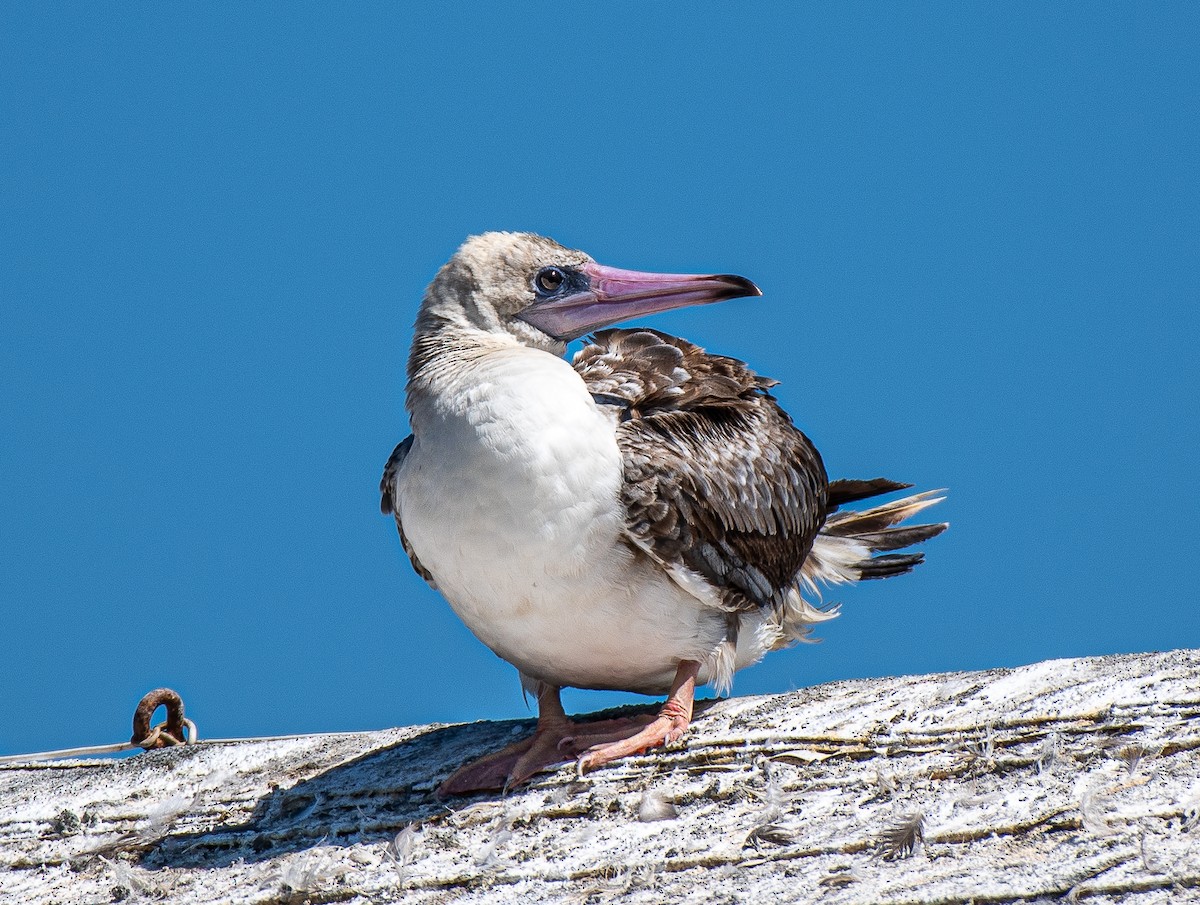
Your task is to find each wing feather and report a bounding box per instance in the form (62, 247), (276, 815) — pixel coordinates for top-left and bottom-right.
(380, 435), (437, 588)
(575, 329), (828, 614)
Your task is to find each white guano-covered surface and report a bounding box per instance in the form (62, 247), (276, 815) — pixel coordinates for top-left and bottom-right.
(2, 649), (1198, 904)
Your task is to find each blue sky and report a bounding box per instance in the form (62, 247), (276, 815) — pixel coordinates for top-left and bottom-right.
(2, 5), (1197, 756)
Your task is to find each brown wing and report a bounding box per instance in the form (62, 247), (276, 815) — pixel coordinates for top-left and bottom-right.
(380, 434), (437, 588)
(575, 329), (828, 613)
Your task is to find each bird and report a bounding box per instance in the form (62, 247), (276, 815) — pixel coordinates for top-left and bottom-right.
(381, 232), (946, 796)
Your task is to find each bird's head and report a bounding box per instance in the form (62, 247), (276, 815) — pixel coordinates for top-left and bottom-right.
(418, 232), (761, 356)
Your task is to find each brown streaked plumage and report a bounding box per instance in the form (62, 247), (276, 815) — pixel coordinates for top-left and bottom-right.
(381, 232), (946, 795)
(578, 328), (828, 615)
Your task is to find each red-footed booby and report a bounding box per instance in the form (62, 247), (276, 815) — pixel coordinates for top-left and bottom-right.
(381, 233), (946, 795)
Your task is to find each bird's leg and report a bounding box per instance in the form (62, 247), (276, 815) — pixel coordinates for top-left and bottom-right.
(438, 683), (577, 797)
(438, 662), (702, 796)
(435, 733), (537, 797)
(570, 659), (701, 774)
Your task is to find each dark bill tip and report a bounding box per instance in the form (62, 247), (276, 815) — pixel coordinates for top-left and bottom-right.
(711, 274), (762, 298)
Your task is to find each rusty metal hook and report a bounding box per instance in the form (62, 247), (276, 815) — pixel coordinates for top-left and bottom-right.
(131, 688), (190, 748)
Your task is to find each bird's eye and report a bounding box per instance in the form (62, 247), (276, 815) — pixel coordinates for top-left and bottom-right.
(534, 267), (566, 295)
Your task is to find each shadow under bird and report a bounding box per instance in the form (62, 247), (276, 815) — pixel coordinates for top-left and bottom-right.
(381, 233), (946, 795)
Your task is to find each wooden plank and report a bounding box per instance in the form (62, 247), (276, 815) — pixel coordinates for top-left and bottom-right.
(2, 649), (1199, 903)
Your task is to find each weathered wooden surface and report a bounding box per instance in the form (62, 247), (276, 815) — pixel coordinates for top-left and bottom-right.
(3, 649), (1199, 904)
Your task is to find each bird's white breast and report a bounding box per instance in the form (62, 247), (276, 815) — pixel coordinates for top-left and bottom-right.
(396, 343), (728, 694)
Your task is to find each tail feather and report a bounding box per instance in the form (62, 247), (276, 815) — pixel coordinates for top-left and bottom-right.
(855, 552), (926, 580)
(823, 488), (946, 535)
(827, 477), (912, 507)
(801, 482), (947, 588)
(846, 523), (949, 553)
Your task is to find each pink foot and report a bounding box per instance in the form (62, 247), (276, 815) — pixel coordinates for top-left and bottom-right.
(574, 660), (700, 774)
(437, 732), (538, 797)
(437, 662), (701, 795)
(436, 714), (659, 796)
(576, 710), (690, 774)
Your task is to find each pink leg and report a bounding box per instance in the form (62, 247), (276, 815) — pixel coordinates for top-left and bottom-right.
(437, 661), (703, 796)
(575, 659), (701, 774)
(438, 684), (575, 797)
